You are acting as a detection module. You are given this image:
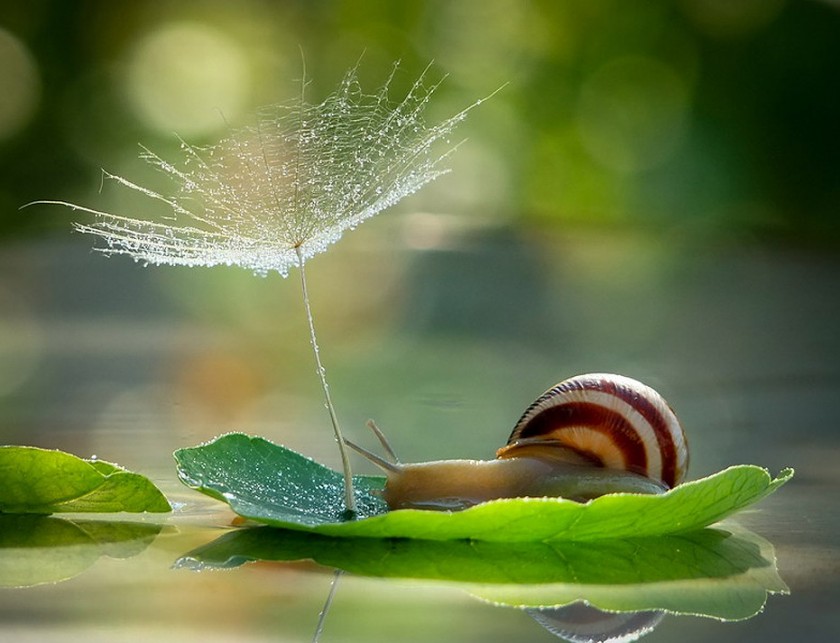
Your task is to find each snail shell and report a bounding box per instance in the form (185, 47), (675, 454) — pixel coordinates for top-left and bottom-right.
(346, 373), (688, 510)
(498, 373), (688, 489)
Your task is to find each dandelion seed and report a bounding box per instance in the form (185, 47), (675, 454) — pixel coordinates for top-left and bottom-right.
(31, 62), (485, 516)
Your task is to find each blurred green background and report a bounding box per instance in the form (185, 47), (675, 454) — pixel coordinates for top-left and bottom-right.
(1, 0), (839, 470)
(1, 0), (839, 243)
(1, 3), (839, 642)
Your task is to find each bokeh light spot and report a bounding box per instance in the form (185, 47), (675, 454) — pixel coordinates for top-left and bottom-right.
(576, 56), (690, 174)
(124, 22), (251, 137)
(428, 0), (550, 88)
(0, 28), (41, 141)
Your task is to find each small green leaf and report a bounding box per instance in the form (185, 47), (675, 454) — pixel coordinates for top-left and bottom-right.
(174, 433), (792, 541)
(174, 433), (387, 523)
(0, 446), (171, 514)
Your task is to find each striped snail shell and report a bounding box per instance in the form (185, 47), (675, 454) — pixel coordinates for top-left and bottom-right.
(497, 373), (688, 489)
(345, 373), (689, 511)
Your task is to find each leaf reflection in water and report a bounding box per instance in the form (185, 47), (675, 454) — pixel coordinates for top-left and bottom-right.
(177, 522), (789, 640)
(0, 515), (164, 587)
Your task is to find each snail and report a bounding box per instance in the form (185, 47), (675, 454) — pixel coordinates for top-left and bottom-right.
(345, 373), (689, 510)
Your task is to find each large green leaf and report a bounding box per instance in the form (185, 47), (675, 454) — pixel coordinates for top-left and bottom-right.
(177, 524), (787, 621)
(0, 446), (171, 514)
(174, 433), (792, 541)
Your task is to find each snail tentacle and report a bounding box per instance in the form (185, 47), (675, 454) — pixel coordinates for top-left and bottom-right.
(344, 438), (401, 473)
(366, 419), (400, 464)
(344, 419), (403, 473)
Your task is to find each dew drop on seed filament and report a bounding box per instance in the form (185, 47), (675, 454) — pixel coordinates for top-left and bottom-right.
(64, 63), (483, 278)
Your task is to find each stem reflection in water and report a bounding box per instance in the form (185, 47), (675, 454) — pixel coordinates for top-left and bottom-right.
(312, 569), (343, 643)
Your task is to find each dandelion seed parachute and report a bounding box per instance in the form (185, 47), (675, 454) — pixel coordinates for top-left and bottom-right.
(62, 63), (476, 277)
(33, 62), (485, 516)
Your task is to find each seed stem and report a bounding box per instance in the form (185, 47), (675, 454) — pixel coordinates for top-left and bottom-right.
(296, 246), (357, 515)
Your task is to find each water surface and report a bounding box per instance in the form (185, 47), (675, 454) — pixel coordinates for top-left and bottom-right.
(1, 230), (837, 641)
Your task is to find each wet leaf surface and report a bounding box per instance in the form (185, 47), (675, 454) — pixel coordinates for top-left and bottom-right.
(0, 446), (171, 514)
(174, 433), (792, 541)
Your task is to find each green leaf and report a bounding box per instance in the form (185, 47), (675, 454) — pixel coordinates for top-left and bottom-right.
(0, 515), (163, 587)
(0, 446), (171, 514)
(174, 433), (792, 541)
(174, 433), (388, 523)
(177, 524), (787, 621)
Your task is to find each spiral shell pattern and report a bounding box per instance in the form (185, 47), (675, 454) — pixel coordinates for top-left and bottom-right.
(497, 373), (688, 488)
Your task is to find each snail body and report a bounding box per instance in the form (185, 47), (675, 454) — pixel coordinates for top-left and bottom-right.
(346, 373), (688, 511)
